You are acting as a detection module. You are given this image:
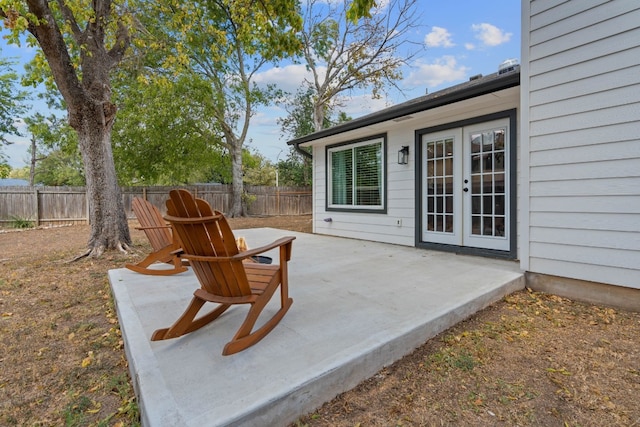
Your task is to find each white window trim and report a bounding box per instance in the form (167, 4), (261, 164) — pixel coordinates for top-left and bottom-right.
(327, 136), (386, 211)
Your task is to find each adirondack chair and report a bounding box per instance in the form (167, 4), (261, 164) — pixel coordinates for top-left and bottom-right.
(125, 197), (188, 276)
(151, 189), (295, 355)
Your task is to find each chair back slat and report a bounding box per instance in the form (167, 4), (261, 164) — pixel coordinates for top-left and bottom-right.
(166, 189), (251, 297)
(132, 198), (172, 251)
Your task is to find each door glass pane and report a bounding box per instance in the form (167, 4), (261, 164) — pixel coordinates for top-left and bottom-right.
(471, 155), (481, 173)
(445, 196), (453, 213)
(494, 152), (505, 171)
(483, 216), (493, 236)
(472, 196), (481, 214)
(483, 153), (492, 172)
(468, 126), (507, 239)
(482, 174), (492, 193)
(471, 133), (481, 153)
(495, 195), (505, 215)
(495, 217), (505, 237)
(427, 214), (434, 231)
(494, 173), (505, 193)
(427, 178), (435, 195)
(472, 174), (481, 193)
(482, 131), (494, 150)
(445, 215), (453, 232)
(424, 137), (454, 234)
(444, 176), (453, 194)
(472, 216), (481, 234)
(445, 139), (453, 156)
(483, 195), (493, 214)
(495, 130), (505, 150)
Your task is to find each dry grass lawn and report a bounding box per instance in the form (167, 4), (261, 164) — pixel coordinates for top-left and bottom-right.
(1, 216), (638, 426)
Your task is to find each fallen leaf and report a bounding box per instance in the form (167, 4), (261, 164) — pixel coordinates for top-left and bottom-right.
(81, 351), (94, 368)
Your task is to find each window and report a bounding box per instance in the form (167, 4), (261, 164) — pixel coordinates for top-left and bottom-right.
(327, 137), (385, 211)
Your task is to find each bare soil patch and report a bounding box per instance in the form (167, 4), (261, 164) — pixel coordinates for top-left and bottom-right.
(1, 216), (638, 426)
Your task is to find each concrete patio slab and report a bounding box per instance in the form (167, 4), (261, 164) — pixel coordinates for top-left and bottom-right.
(109, 228), (524, 427)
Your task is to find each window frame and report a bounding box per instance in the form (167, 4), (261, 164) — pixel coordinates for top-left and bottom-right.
(325, 134), (387, 213)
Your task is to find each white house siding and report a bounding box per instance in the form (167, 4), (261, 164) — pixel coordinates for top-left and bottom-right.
(522, 0), (640, 289)
(308, 88), (519, 248)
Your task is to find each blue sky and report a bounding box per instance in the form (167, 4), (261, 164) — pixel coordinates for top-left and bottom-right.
(1, 0), (520, 169)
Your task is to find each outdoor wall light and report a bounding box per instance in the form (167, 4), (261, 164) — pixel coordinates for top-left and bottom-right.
(398, 146), (409, 165)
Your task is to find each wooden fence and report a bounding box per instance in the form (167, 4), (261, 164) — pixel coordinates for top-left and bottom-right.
(0, 184), (312, 227)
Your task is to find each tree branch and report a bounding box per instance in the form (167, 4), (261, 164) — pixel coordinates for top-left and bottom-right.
(25, 0), (84, 112)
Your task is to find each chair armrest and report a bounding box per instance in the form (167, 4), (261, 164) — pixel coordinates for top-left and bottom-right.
(182, 236), (295, 263)
(232, 236), (296, 261)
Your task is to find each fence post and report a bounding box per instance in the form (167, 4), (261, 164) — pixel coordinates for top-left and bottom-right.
(33, 188), (40, 227)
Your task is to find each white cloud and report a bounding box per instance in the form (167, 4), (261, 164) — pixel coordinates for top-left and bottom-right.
(424, 26), (455, 48)
(339, 94), (389, 118)
(253, 63), (312, 94)
(471, 23), (512, 47)
(251, 106), (286, 128)
(404, 56), (469, 89)
(464, 43), (475, 51)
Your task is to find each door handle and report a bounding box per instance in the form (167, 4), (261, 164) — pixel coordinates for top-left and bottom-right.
(463, 187), (469, 192)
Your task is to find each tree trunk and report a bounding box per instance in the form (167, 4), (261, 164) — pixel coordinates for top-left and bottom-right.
(20, 0), (132, 257)
(313, 102), (325, 132)
(76, 102), (131, 256)
(29, 137), (37, 186)
(228, 138), (244, 217)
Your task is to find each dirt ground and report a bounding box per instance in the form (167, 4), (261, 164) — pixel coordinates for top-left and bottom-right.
(1, 216), (639, 426)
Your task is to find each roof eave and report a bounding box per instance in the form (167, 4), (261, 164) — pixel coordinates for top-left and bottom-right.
(286, 71), (520, 147)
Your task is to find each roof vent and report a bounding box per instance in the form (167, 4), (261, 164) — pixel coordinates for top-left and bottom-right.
(498, 58), (519, 75)
(469, 74), (482, 81)
(392, 115), (414, 122)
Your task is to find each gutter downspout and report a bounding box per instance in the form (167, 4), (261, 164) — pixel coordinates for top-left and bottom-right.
(293, 142), (313, 159)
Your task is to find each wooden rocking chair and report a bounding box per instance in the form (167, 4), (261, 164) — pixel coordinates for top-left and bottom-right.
(151, 189), (295, 355)
(125, 197), (188, 276)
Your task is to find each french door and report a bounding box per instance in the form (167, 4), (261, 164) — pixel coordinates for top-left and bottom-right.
(421, 118), (510, 251)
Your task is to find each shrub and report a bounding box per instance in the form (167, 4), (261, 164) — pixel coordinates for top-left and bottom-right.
(10, 216), (35, 229)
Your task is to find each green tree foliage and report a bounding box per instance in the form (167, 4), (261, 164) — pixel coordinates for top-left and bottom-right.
(278, 83), (352, 187)
(111, 71), (225, 185)
(0, 51), (29, 163)
(346, 0), (378, 22)
(243, 150), (276, 186)
(137, 0), (302, 216)
(8, 165), (29, 179)
(25, 113), (85, 185)
(0, 53), (28, 139)
(0, 161), (9, 178)
(279, 83), (334, 139)
(276, 149), (311, 187)
(33, 149), (85, 185)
